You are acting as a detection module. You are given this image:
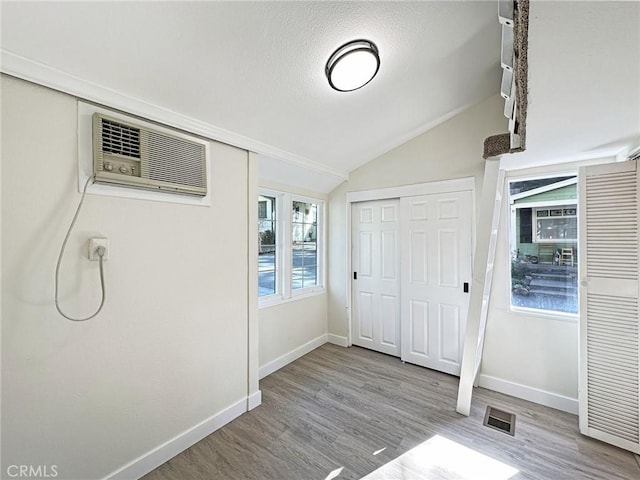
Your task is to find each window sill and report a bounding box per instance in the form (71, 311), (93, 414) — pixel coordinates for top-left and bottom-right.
(259, 287), (326, 309)
(509, 306), (579, 323)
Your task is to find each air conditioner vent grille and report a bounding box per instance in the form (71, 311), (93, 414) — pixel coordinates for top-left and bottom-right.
(93, 112), (208, 197)
(147, 131), (206, 189)
(101, 119), (140, 158)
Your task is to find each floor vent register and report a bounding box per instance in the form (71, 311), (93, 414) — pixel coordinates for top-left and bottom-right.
(483, 406), (516, 436)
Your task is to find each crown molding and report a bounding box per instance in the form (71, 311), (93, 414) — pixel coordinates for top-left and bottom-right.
(0, 49), (348, 182)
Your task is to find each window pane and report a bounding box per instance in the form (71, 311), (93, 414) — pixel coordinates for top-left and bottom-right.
(519, 208), (532, 243)
(258, 195), (277, 297)
(510, 177), (578, 314)
(534, 204), (577, 243)
(292, 201), (318, 289)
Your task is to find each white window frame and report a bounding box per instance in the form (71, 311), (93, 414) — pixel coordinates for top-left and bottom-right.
(507, 173), (580, 320)
(258, 190), (283, 302)
(259, 189), (325, 308)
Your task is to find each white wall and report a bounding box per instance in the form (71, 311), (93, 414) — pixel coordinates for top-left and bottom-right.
(258, 180), (328, 372)
(259, 294), (327, 373)
(327, 94), (506, 338)
(480, 178), (578, 405)
(1, 76), (253, 479)
(326, 93), (598, 414)
(479, 158), (617, 413)
(502, 1), (640, 169)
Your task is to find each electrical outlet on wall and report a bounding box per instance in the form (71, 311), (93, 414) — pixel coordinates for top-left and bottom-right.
(89, 238), (109, 261)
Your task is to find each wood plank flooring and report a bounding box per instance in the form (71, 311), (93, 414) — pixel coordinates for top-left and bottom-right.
(143, 344), (640, 479)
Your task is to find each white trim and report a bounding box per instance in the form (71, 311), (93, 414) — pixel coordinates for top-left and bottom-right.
(258, 334), (328, 379)
(578, 165), (588, 435)
(2, 49), (348, 182)
(616, 143), (640, 163)
(104, 397), (247, 479)
(507, 173), (580, 316)
(259, 287), (326, 309)
(352, 99), (484, 175)
(507, 181), (579, 320)
(258, 189), (325, 307)
(327, 334), (349, 347)
(282, 195), (294, 297)
(506, 169), (579, 182)
(500, 152), (619, 173)
(247, 153), (261, 415)
(292, 193), (325, 295)
(513, 200), (577, 209)
(247, 391), (262, 411)
(258, 190), (284, 302)
(346, 198), (353, 346)
(478, 374), (578, 415)
(533, 205), (577, 243)
(291, 285), (326, 299)
(346, 177), (475, 203)
(509, 306), (579, 323)
(258, 294), (282, 309)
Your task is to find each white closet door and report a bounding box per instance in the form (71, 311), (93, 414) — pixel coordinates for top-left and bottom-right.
(400, 191), (473, 376)
(579, 159), (639, 454)
(351, 200), (401, 357)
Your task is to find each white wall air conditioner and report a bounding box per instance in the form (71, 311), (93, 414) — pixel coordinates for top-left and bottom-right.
(93, 113), (207, 196)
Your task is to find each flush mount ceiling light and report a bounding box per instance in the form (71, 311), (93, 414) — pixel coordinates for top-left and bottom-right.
(325, 40), (380, 92)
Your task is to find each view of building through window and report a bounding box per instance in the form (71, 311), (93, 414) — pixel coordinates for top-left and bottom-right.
(510, 176), (578, 314)
(258, 195), (277, 296)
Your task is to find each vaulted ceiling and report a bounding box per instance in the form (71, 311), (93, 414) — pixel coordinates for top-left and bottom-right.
(1, 1), (501, 190)
(2, 2), (638, 192)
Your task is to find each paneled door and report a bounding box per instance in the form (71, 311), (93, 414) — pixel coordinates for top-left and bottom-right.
(400, 191), (473, 375)
(351, 199), (401, 357)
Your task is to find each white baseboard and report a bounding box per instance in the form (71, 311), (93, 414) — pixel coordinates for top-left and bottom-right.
(259, 334), (328, 379)
(105, 397), (247, 479)
(248, 390), (262, 410)
(478, 374), (579, 415)
(327, 334), (349, 347)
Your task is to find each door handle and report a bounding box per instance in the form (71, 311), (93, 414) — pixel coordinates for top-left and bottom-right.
(463, 282), (469, 293)
(354, 272), (358, 280)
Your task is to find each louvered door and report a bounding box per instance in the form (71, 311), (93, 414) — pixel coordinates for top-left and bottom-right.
(578, 159), (639, 454)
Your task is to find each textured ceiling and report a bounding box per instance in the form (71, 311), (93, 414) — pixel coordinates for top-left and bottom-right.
(1, 1), (501, 186)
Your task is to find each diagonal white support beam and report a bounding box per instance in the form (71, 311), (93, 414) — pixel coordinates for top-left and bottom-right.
(456, 161), (505, 416)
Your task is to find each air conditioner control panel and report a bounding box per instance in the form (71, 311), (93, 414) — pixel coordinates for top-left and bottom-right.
(102, 159), (141, 178)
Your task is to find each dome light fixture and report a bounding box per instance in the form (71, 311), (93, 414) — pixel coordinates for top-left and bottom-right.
(325, 39), (380, 92)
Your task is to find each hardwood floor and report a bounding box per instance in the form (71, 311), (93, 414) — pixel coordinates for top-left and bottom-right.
(143, 344), (639, 480)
